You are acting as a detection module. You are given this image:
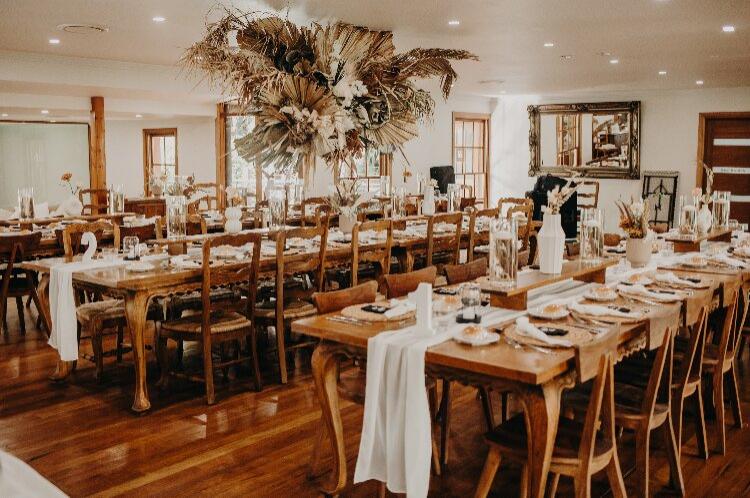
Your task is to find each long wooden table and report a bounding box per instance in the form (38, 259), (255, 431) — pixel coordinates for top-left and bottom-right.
(291, 260), (746, 497)
(665, 227), (733, 252)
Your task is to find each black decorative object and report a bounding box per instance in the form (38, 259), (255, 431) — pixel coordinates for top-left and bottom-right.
(526, 174), (578, 238)
(641, 170), (679, 228)
(430, 166), (455, 194)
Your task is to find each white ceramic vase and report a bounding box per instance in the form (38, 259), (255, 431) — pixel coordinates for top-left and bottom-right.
(538, 212), (565, 274)
(626, 234), (652, 268)
(224, 206), (243, 233)
(422, 188), (435, 216)
(338, 212), (356, 234)
(696, 204), (713, 235)
(57, 195), (83, 217)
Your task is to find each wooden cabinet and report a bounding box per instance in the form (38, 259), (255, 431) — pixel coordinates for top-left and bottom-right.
(124, 197), (166, 218)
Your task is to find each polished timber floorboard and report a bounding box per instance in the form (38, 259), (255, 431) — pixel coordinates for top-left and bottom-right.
(1, 306), (749, 497)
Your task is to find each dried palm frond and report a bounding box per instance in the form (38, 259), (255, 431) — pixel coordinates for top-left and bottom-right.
(390, 48), (478, 98)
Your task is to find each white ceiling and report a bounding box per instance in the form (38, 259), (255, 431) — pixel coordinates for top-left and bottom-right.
(0, 0), (749, 99)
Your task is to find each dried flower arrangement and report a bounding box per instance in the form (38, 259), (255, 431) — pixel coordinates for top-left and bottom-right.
(328, 178), (370, 218)
(617, 197), (650, 239)
(225, 186), (244, 207)
(183, 9), (477, 185)
(59, 172), (82, 196)
(544, 177), (581, 214)
(697, 163), (714, 205)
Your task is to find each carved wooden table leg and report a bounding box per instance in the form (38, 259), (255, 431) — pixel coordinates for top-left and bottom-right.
(311, 342), (347, 496)
(125, 291), (151, 413)
(517, 379), (568, 498)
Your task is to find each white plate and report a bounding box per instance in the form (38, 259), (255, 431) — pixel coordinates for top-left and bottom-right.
(584, 288), (618, 302)
(453, 329), (500, 347)
(528, 304), (569, 320)
(126, 262), (155, 273)
(682, 257), (707, 268)
(625, 274), (653, 286)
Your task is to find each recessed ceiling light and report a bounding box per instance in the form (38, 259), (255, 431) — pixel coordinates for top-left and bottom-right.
(696, 80), (704, 85)
(561, 54), (574, 60)
(500, 90), (507, 94)
(1, 113), (7, 117)
(544, 42), (554, 47)
(598, 51), (612, 57)
(48, 38), (60, 45)
(152, 16), (166, 23)
(135, 114), (143, 118)
(722, 25), (735, 33)
(658, 70), (667, 75)
(447, 20), (460, 26)
(41, 109), (49, 114)
(609, 58), (619, 64)
(50, 120), (57, 123)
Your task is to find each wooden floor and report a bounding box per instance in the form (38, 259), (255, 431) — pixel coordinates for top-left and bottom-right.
(1, 305), (749, 497)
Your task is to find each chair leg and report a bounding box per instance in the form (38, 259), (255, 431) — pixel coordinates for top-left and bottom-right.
(15, 297), (25, 335)
(176, 339), (184, 369)
(671, 394), (684, 457)
(155, 330), (170, 389)
(473, 445), (501, 498)
(606, 449), (627, 498)
(662, 418), (685, 495)
(501, 392), (509, 422)
(249, 327), (263, 392)
(713, 371), (726, 454)
(90, 323), (104, 381)
(276, 321), (289, 384)
(478, 387), (495, 431)
(116, 324), (124, 363)
(0, 298), (6, 334)
(694, 387), (709, 459)
(727, 366), (743, 429)
(547, 473), (561, 497)
(308, 421), (327, 480)
(519, 463), (529, 498)
(377, 481), (386, 498)
(634, 427), (650, 498)
(25, 294), (32, 308)
(203, 339), (216, 405)
(573, 474), (591, 498)
(439, 380), (452, 468)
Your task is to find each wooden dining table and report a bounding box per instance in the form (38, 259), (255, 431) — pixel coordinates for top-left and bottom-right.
(291, 256), (747, 498)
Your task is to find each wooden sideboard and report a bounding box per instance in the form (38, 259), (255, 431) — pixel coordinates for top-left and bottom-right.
(124, 197), (166, 218)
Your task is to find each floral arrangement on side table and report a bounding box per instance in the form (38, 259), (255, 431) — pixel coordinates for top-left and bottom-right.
(617, 197), (652, 267)
(183, 9), (477, 186)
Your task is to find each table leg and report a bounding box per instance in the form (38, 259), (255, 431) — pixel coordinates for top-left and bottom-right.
(124, 291), (151, 413)
(311, 342), (347, 496)
(518, 381), (566, 498)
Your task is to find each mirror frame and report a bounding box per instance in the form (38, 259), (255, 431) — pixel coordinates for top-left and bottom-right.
(528, 101), (641, 179)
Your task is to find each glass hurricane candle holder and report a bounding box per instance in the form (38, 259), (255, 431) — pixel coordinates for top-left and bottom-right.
(678, 195), (696, 236)
(712, 191), (730, 229)
(489, 217), (518, 289)
(580, 208), (603, 262)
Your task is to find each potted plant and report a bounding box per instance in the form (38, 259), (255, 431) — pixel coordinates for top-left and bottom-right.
(617, 197), (652, 268)
(328, 179), (368, 234)
(538, 178), (579, 274)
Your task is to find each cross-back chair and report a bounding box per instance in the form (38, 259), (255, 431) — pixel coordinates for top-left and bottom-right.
(351, 219), (393, 289)
(60, 221), (109, 262)
(300, 197), (328, 227)
(474, 329), (626, 498)
(384, 266), (437, 299)
(157, 232), (263, 403)
(113, 219), (162, 250)
(79, 188), (109, 215)
(255, 224), (329, 383)
(467, 207), (499, 262)
(426, 212), (464, 269)
(0, 232), (43, 336)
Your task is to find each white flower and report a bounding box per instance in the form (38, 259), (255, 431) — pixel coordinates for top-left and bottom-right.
(332, 78), (355, 106)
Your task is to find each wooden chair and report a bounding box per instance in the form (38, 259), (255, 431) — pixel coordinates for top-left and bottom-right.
(255, 224), (329, 383)
(702, 289), (743, 454)
(467, 207), (499, 262)
(79, 188), (109, 215)
(113, 219), (162, 250)
(58, 221), (109, 261)
(384, 266), (437, 299)
(426, 212), (463, 268)
(444, 257), (487, 285)
(497, 197), (532, 217)
(300, 197), (328, 227)
(157, 232), (263, 403)
(0, 232), (44, 336)
(403, 194), (423, 217)
(193, 182), (220, 211)
(507, 201), (534, 253)
(474, 329), (625, 498)
(186, 214), (208, 236)
(458, 184), (476, 210)
(351, 220), (393, 289)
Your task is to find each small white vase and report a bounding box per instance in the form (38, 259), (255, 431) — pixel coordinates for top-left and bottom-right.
(422, 188), (435, 216)
(338, 212), (356, 234)
(696, 204), (713, 235)
(538, 212), (565, 274)
(224, 206), (243, 233)
(59, 196), (83, 217)
(626, 235), (652, 268)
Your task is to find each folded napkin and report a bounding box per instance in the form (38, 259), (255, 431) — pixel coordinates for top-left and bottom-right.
(514, 316), (572, 347)
(383, 300), (416, 319)
(569, 301), (643, 320)
(655, 271), (704, 288)
(709, 253), (748, 269)
(617, 283), (682, 302)
(735, 246), (750, 258)
(48, 259), (127, 361)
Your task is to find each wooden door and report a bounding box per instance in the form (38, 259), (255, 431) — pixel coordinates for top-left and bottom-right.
(697, 112), (750, 226)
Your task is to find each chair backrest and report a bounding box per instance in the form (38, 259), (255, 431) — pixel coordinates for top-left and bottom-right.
(384, 266), (437, 299)
(716, 289), (740, 363)
(673, 306), (708, 397)
(458, 183), (476, 210)
(186, 214), (208, 236)
(114, 219), (162, 251)
(272, 224), (329, 293)
(497, 197), (532, 217)
(300, 197), (328, 227)
(444, 257), (487, 285)
(0, 232), (42, 280)
(314, 204), (333, 228)
(79, 188), (109, 216)
(200, 232), (262, 336)
(507, 201), (534, 251)
(61, 221), (109, 262)
(467, 206), (499, 262)
(351, 220), (393, 287)
(426, 212), (463, 267)
(577, 180), (600, 209)
(193, 182), (220, 211)
(313, 281), (378, 315)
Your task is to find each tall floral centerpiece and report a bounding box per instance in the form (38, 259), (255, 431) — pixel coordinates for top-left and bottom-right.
(695, 164), (714, 234)
(617, 198), (652, 267)
(183, 10), (477, 188)
(328, 179), (369, 233)
(538, 179), (579, 274)
(56, 172), (84, 217)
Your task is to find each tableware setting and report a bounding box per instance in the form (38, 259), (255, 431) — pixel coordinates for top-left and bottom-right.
(527, 303), (569, 320)
(653, 271), (708, 289)
(340, 299), (417, 322)
(583, 285), (619, 302)
(616, 283), (683, 302)
(125, 261), (156, 273)
(624, 273), (653, 286)
(569, 301), (645, 322)
(453, 324), (500, 347)
(501, 316), (586, 348)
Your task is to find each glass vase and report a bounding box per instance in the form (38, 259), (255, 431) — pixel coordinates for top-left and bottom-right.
(18, 187), (35, 220)
(580, 208), (603, 262)
(268, 180), (286, 228)
(166, 195), (187, 238)
(712, 191), (730, 229)
(489, 217), (518, 288)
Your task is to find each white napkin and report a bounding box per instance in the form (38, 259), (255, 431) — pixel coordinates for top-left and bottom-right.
(514, 316), (572, 347)
(569, 301), (643, 319)
(0, 450), (67, 498)
(48, 259), (127, 361)
(709, 253), (748, 269)
(383, 299), (416, 319)
(654, 271), (704, 288)
(616, 283), (682, 302)
(735, 246), (750, 258)
(0, 208), (19, 220)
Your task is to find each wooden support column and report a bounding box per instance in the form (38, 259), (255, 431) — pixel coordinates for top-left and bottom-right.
(89, 96), (107, 196)
(215, 103), (227, 209)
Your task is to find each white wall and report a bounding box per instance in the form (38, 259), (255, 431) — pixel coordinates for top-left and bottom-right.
(490, 87), (750, 231)
(105, 117), (216, 197)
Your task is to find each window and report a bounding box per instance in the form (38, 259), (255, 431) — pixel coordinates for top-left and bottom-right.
(225, 114), (261, 199)
(143, 128), (177, 196)
(452, 113), (490, 206)
(340, 147), (385, 194)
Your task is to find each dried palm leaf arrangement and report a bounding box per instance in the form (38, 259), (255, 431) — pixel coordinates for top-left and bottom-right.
(184, 9), (477, 184)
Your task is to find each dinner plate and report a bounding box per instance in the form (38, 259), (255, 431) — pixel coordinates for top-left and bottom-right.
(528, 304), (569, 320)
(682, 257), (708, 268)
(453, 327), (499, 347)
(126, 262), (155, 273)
(584, 287), (618, 302)
(625, 274), (653, 286)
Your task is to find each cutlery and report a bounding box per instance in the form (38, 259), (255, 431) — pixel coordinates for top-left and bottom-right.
(620, 293), (658, 306)
(503, 332), (552, 354)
